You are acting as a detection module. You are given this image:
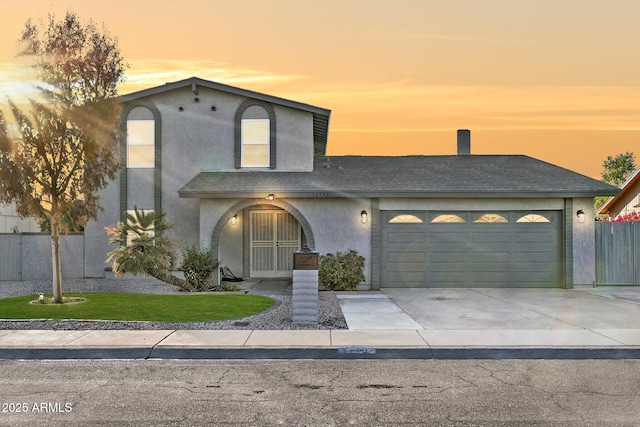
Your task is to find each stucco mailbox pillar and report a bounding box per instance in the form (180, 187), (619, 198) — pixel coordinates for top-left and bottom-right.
(292, 245), (319, 325)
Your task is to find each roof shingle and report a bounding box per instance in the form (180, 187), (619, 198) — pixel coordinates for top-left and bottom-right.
(179, 155), (620, 199)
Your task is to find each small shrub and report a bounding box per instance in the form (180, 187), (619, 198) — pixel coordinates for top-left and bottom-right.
(319, 249), (365, 291)
(180, 244), (220, 291)
(216, 283), (238, 292)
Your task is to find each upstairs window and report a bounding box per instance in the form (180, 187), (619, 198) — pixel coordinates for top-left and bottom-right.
(241, 119), (270, 167)
(127, 120), (155, 168)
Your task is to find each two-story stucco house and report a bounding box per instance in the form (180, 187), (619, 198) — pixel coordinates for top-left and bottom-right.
(83, 77), (619, 289)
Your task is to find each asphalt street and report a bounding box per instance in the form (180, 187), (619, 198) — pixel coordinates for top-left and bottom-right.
(1, 359), (640, 426)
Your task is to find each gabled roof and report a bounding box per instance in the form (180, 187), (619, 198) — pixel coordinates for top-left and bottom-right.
(179, 155), (620, 199)
(597, 167), (640, 215)
(120, 77), (331, 156)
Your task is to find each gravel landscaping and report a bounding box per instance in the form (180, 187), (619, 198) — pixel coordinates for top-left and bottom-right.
(0, 278), (348, 330)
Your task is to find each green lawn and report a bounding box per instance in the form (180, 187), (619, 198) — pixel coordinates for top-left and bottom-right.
(0, 293), (275, 322)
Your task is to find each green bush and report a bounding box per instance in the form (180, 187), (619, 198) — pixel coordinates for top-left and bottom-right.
(319, 249), (365, 291)
(216, 282), (238, 292)
(180, 244), (220, 291)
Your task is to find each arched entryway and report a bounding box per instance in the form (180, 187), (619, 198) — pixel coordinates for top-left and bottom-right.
(210, 200), (315, 279)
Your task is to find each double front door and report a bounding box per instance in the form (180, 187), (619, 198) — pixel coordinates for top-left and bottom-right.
(249, 210), (301, 277)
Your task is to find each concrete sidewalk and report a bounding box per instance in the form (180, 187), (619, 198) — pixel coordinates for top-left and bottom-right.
(1, 327), (640, 360)
(2, 285), (640, 359)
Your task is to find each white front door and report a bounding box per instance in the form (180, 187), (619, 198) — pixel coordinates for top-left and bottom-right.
(250, 210), (301, 277)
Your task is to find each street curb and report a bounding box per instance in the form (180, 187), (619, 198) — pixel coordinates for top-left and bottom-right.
(3, 346), (640, 360)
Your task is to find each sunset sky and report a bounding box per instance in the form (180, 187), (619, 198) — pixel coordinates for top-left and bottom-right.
(0, 0), (638, 179)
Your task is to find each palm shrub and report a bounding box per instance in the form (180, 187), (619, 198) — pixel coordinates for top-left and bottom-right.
(318, 249), (365, 291)
(180, 244), (220, 291)
(105, 208), (195, 292)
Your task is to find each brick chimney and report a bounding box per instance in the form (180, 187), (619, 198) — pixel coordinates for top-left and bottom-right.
(457, 129), (470, 155)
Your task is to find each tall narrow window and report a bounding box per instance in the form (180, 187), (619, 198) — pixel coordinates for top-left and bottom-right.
(127, 120), (155, 168)
(241, 119), (270, 167)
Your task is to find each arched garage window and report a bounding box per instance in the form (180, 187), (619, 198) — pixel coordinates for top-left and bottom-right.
(516, 214), (550, 223)
(388, 214), (423, 223)
(474, 214), (508, 223)
(431, 214), (465, 223)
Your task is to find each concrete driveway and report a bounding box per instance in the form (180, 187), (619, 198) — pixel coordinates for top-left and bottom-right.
(336, 286), (640, 346)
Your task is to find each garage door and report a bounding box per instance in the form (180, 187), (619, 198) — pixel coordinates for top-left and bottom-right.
(381, 211), (562, 288)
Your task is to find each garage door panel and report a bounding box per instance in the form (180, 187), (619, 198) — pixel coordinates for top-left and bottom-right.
(471, 243), (512, 254)
(382, 210), (561, 288)
(388, 251), (425, 263)
(388, 271), (425, 282)
(430, 260), (468, 272)
(430, 231), (467, 243)
(514, 272), (555, 285)
(473, 252), (510, 263)
(431, 243), (468, 253)
(514, 242), (555, 252)
(515, 232), (553, 243)
(513, 252), (552, 263)
(430, 271), (467, 283)
(473, 271), (511, 283)
(387, 263), (425, 272)
(472, 232), (511, 243)
(430, 252), (468, 263)
(472, 262), (511, 273)
(386, 232), (426, 243)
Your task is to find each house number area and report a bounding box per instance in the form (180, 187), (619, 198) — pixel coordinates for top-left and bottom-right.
(312, 193), (329, 197)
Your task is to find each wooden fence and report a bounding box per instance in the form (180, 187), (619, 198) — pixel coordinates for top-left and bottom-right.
(595, 221), (640, 285)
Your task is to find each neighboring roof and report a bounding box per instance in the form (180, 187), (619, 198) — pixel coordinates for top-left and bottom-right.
(179, 155), (620, 199)
(120, 77), (331, 156)
(597, 167), (640, 215)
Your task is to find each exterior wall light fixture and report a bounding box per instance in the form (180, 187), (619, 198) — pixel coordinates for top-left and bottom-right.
(361, 210), (368, 224)
(576, 210), (585, 223)
(230, 215), (238, 226)
(266, 194), (276, 201)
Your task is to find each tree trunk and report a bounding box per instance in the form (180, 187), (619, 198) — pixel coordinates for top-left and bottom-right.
(147, 268), (195, 292)
(51, 202), (63, 303)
